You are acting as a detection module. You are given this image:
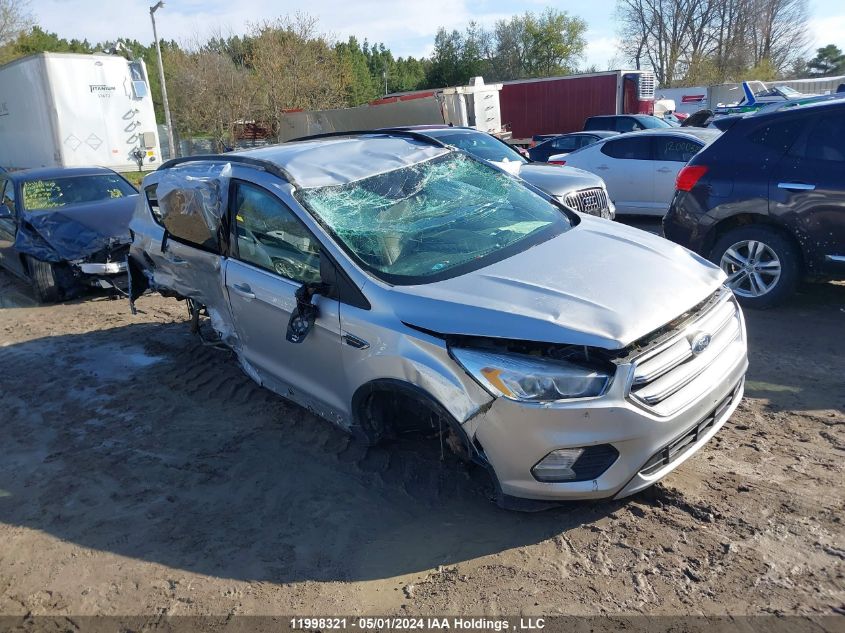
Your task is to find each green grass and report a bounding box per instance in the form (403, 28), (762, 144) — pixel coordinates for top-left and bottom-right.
(121, 172), (145, 188)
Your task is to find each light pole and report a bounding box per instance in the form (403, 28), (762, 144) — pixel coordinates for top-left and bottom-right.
(150, 1), (176, 159)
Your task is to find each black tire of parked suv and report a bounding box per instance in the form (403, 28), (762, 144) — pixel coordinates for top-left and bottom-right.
(25, 255), (63, 303)
(710, 225), (801, 309)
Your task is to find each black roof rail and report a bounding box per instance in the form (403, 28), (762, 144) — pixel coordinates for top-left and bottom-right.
(158, 154), (299, 188)
(289, 129), (451, 148)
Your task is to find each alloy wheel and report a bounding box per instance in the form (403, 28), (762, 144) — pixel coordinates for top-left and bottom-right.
(719, 239), (782, 298)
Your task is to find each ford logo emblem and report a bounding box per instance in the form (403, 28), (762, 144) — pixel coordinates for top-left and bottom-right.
(690, 332), (712, 356)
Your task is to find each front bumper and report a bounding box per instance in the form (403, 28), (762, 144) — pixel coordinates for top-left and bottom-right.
(77, 261), (127, 275)
(469, 299), (748, 502)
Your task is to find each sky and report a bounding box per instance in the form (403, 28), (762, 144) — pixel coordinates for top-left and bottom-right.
(27, 0), (845, 72)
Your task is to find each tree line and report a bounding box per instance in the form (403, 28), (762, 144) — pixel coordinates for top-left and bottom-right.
(0, 0), (842, 150)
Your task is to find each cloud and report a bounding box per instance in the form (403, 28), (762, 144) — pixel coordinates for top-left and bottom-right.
(584, 33), (621, 70)
(808, 14), (845, 51)
(28, 0), (477, 57)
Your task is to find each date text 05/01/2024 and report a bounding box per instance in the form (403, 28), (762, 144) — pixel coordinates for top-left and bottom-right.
(289, 617), (547, 631)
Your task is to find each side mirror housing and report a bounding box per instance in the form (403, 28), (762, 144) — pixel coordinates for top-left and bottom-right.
(0, 203), (12, 219)
(286, 281), (330, 344)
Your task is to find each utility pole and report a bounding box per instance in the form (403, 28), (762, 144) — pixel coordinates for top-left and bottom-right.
(150, 1), (176, 159)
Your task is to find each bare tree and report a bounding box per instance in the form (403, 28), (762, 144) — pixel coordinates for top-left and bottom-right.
(748, 0), (809, 73)
(0, 0), (33, 46)
(617, 0), (810, 86)
(617, 0), (702, 86)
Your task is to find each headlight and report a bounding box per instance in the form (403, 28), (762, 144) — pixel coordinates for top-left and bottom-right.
(451, 347), (611, 402)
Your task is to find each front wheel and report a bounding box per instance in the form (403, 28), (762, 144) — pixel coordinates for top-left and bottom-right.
(710, 226), (800, 309)
(25, 256), (63, 303)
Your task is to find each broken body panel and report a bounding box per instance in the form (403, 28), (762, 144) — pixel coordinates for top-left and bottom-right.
(129, 135), (748, 506)
(15, 196), (135, 263)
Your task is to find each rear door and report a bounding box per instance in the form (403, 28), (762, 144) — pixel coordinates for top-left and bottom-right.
(0, 178), (25, 277)
(770, 107), (845, 273)
(652, 135), (705, 214)
(594, 136), (654, 214)
(224, 179), (348, 423)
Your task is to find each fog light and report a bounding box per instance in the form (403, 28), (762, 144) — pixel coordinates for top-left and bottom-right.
(532, 448), (584, 482)
(531, 444), (620, 483)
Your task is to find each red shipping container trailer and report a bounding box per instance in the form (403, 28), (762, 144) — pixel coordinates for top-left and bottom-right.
(500, 70), (657, 144)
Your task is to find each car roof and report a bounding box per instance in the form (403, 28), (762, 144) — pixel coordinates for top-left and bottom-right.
(396, 126), (480, 137)
(748, 95), (845, 117)
(227, 133), (451, 189)
(6, 166), (119, 181)
(607, 127), (722, 142)
(556, 131), (618, 138)
(587, 114), (652, 119)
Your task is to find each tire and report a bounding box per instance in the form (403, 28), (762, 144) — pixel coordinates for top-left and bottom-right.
(709, 225), (800, 309)
(354, 391), (398, 446)
(25, 256), (63, 303)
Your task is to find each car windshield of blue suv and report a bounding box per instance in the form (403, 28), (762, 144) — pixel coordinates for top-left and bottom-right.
(299, 152), (572, 283)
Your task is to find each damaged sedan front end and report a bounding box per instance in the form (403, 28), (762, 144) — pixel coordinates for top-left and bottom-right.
(0, 167), (137, 301)
(128, 132), (748, 509)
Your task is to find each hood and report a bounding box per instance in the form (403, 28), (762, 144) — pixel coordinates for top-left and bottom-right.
(14, 195), (137, 263)
(391, 215), (725, 350)
(492, 161), (605, 197)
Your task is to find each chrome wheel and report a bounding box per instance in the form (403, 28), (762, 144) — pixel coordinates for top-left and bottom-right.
(719, 239), (782, 298)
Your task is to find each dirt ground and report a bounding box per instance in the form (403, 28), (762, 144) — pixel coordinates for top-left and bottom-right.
(0, 270), (842, 619)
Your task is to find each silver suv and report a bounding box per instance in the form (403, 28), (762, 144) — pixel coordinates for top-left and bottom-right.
(128, 131), (748, 508)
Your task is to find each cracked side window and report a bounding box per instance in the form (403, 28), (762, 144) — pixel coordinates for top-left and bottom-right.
(234, 182), (321, 284)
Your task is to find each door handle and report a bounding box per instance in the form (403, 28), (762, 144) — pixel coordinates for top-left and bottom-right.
(596, 165), (609, 170)
(342, 333), (370, 350)
(230, 282), (255, 299)
(778, 182), (815, 191)
(657, 167), (672, 173)
(164, 255), (188, 265)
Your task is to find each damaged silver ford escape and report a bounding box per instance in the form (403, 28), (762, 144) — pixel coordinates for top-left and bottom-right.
(128, 131), (748, 508)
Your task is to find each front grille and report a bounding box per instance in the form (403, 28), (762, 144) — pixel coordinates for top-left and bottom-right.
(83, 242), (131, 263)
(628, 290), (744, 416)
(639, 382), (741, 477)
(563, 187), (608, 215)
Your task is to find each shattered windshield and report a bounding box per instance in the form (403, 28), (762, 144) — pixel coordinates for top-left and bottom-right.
(23, 175), (137, 211)
(299, 152), (572, 284)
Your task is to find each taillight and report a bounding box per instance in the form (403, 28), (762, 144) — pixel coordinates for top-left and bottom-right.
(676, 165), (708, 191)
(549, 160), (566, 166)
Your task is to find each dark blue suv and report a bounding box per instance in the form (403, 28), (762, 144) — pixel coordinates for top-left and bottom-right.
(663, 99), (845, 308)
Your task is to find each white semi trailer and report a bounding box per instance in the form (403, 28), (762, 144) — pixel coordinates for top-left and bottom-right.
(0, 52), (161, 172)
(274, 76), (506, 141)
